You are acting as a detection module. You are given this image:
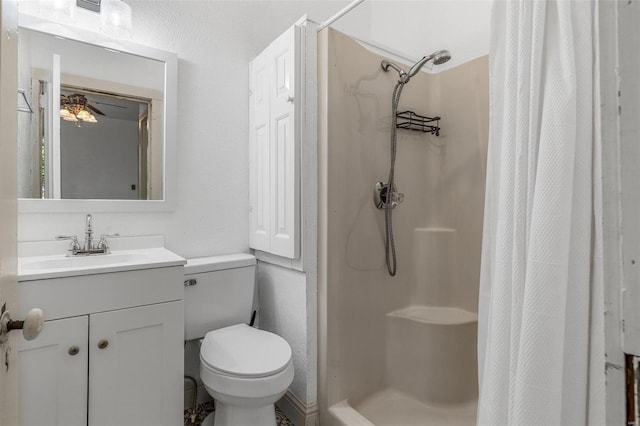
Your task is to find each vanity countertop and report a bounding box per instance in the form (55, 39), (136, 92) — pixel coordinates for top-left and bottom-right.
(18, 236), (186, 281)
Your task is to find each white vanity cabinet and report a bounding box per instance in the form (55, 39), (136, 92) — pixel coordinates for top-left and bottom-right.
(17, 244), (185, 426)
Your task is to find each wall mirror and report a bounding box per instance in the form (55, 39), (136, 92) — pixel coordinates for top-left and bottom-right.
(17, 13), (177, 212)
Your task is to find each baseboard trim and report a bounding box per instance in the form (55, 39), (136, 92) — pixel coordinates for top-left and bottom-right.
(277, 391), (318, 426)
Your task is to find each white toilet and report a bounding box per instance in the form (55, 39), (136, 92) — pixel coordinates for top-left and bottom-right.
(184, 254), (294, 426)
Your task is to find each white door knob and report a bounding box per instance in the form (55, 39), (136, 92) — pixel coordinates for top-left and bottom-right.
(0, 308), (44, 342)
(21, 308), (44, 341)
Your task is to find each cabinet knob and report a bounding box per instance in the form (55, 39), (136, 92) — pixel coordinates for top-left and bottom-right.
(68, 346), (79, 356)
(97, 339), (109, 349)
(286, 95), (294, 103)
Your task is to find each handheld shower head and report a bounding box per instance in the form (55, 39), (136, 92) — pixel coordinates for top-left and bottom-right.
(381, 50), (451, 84)
(431, 49), (452, 65)
(406, 49), (452, 79)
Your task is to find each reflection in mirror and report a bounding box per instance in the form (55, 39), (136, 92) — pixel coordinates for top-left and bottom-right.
(17, 26), (165, 200)
(59, 86), (152, 199)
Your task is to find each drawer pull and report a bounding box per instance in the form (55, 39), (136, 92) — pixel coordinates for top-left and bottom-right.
(97, 339), (109, 349)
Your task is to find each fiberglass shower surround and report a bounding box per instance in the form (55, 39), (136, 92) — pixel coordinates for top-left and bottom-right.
(376, 50), (452, 276)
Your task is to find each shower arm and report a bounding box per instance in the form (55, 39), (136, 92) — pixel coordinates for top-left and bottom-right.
(381, 60), (408, 82)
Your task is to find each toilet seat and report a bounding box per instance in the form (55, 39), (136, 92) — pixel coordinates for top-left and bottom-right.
(200, 324), (292, 378)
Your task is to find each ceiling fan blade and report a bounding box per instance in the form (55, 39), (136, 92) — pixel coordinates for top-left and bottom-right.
(94, 101), (128, 109)
(86, 103), (105, 116)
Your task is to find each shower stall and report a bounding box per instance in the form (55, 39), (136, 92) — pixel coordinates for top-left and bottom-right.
(316, 2), (491, 424)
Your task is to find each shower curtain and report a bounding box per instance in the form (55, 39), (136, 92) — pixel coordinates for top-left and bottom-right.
(477, 1), (604, 425)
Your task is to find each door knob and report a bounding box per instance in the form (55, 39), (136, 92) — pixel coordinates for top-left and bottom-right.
(0, 307), (44, 343)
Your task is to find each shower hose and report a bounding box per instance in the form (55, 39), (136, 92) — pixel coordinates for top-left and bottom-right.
(385, 81), (405, 277)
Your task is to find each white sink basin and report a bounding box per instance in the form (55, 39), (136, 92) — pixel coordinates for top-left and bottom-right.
(18, 237), (185, 281)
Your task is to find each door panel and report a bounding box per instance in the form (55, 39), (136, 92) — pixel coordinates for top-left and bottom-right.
(249, 55), (271, 251)
(89, 301), (183, 426)
(0, 1), (19, 425)
(269, 25), (300, 258)
(18, 316), (88, 426)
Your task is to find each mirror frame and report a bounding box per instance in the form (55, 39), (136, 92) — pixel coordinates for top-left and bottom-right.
(17, 13), (178, 212)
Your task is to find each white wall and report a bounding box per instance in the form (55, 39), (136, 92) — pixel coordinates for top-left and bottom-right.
(370, 1), (492, 70)
(257, 264), (310, 400)
(331, 0), (492, 70)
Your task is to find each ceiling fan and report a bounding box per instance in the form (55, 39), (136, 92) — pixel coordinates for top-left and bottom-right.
(60, 93), (105, 124)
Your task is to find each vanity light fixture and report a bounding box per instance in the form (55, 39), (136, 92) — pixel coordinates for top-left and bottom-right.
(100, 0), (132, 39)
(38, 0), (75, 24)
(60, 94), (100, 126)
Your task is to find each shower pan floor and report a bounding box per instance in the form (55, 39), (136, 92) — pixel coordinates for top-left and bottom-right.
(355, 388), (477, 426)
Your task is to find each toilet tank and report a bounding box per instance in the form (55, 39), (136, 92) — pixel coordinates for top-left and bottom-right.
(184, 254), (256, 340)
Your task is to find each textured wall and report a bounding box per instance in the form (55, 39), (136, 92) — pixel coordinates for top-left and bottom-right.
(257, 263), (310, 401)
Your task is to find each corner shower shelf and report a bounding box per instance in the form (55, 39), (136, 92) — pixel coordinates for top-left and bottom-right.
(396, 111), (440, 135)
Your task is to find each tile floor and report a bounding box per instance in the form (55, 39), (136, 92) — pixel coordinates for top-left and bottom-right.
(184, 401), (294, 426)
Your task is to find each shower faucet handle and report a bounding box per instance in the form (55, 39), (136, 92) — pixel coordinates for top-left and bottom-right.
(374, 182), (404, 209)
(391, 191), (405, 208)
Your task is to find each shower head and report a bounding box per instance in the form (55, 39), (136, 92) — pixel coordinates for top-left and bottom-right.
(431, 49), (452, 65)
(382, 50), (451, 83)
(406, 49), (452, 79)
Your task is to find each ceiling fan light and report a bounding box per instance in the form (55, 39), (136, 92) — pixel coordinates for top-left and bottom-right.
(100, 0), (133, 39)
(63, 114), (78, 122)
(77, 109), (91, 120)
(84, 115), (98, 123)
(60, 108), (71, 118)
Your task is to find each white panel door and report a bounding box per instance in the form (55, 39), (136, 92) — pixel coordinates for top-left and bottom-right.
(18, 316), (88, 426)
(89, 301), (183, 426)
(0, 1), (19, 425)
(269, 25), (300, 258)
(249, 51), (271, 252)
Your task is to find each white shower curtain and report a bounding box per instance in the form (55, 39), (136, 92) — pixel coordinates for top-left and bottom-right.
(477, 1), (605, 425)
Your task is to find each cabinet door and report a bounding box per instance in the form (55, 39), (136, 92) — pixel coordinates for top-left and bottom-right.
(18, 316), (88, 426)
(269, 24), (301, 259)
(88, 301), (183, 426)
(248, 24), (301, 259)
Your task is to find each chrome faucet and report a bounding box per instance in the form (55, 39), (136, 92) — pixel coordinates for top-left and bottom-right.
(85, 214), (94, 251)
(56, 214), (119, 256)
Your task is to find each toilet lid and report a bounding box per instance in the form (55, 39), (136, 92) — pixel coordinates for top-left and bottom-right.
(201, 324), (292, 378)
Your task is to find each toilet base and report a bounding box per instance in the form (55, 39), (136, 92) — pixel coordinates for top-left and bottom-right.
(209, 400), (276, 426)
(201, 412), (215, 426)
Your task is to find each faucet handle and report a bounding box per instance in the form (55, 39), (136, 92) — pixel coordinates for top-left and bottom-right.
(55, 235), (80, 254)
(100, 233), (120, 239)
(97, 233), (120, 253)
(56, 235), (79, 242)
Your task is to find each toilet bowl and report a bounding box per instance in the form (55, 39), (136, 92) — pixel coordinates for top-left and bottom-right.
(199, 324), (294, 426)
(184, 255), (294, 426)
